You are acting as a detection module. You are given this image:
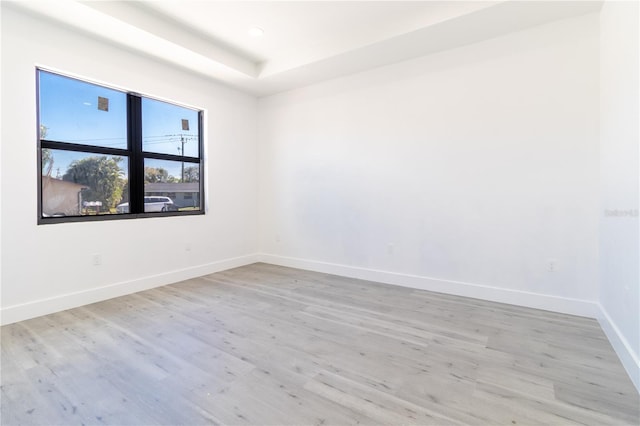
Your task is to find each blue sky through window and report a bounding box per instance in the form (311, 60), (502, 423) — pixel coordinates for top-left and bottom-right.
(142, 97), (199, 158)
(39, 71), (199, 179)
(39, 71), (127, 148)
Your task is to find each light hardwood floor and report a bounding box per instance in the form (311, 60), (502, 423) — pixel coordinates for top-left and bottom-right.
(1, 263), (638, 425)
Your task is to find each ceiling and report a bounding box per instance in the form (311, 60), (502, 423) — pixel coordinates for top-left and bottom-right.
(9, 1), (602, 96)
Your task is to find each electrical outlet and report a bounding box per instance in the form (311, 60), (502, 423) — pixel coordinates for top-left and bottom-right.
(387, 243), (395, 255)
(185, 243), (192, 252)
(92, 254), (102, 266)
(548, 259), (558, 272)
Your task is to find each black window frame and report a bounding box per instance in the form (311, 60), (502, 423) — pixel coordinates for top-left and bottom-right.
(37, 68), (205, 224)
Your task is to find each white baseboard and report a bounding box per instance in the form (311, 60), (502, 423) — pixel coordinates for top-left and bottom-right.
(4, 252), (636, 393)
(260, 254), (640, 391)
(258, 254), (599, 318)
(0, 254), (260, 326)
(597, 304), (640, 393)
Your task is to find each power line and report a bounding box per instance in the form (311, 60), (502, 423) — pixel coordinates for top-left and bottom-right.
(57, 133), (198, 143)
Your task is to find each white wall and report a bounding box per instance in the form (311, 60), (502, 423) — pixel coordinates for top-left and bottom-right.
(0, 7), (259, 324)
(598, 0), (640, 391)
(1, 0), (637, 392)
(258, 13), (601, 316)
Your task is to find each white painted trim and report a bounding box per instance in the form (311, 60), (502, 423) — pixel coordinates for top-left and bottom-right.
(597, 303), (640, 393)
(258, 254), (599, 318)
(5, 252), (635, 392)
(259, 254), (640, 389)
(0, 254), (260, 326)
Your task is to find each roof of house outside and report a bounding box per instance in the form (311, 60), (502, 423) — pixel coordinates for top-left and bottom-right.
(145, 182), (199, 193)
(42, 175), (90, 190)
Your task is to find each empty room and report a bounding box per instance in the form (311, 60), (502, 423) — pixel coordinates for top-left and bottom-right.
(1, 0), (638, 424)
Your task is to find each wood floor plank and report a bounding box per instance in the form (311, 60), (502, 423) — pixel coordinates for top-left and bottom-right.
(2, 263), (638, 425)
(304, 370), (462, 425)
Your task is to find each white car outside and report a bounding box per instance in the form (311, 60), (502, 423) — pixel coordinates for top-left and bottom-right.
(116, 196), (174, 213)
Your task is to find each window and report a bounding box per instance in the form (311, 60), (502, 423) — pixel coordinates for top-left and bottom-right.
(38, 69), (204, 223)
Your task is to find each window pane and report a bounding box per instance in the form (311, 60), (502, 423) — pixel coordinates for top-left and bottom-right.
(42, 149), (129, 217)
(142, 98), (199, 158)
(143, 158), (200, 212)
(38, 71), (127, 149)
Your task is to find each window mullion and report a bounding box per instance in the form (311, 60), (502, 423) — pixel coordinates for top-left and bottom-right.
(40, 140), (129, 157)
(128, 94), (144, 214)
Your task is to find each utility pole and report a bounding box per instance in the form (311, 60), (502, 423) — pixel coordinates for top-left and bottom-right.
(180, 134), (185, 182)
